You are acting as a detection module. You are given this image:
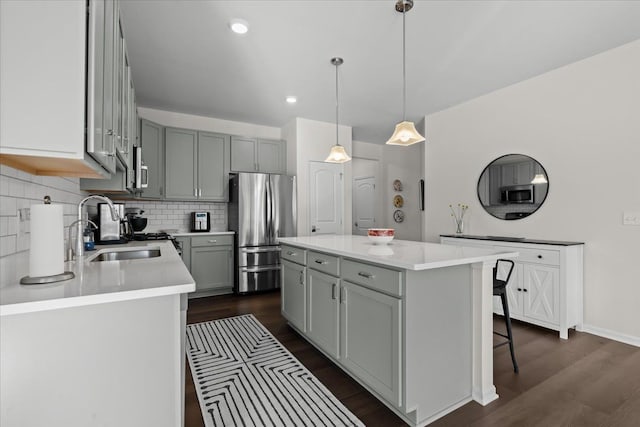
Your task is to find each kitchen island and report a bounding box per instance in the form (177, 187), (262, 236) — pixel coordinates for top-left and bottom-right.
(0, 241), (195, 427)
(278, 235), (518, 427)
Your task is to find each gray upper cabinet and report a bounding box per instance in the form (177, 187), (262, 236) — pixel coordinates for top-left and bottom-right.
(231, 136), (286, 174)
(165, 128), (230, 201)
(139, 119), (164, 199)
(230, 136), (258, 172)
(85, 0), (116, 174)
(81, 0), (136, 193)
(198, 132), (230, 201)
(258, 139), (286, 173)
(165, 128), (198, 200)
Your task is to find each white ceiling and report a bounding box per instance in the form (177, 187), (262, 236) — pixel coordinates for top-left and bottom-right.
(120, 1), (640, 144)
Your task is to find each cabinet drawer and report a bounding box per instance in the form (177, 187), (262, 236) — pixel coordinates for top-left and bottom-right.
(497, 245), (559, 265)
(191, 235), (233, 247)
(342, 259), (403, 297)
(281, 244), (307, 265)
(307, 250), (340, 276)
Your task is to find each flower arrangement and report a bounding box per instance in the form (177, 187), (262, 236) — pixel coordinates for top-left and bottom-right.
(449, 203), (469, 234)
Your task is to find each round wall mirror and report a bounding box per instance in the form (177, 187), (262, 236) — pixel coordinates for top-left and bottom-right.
(477, 154), (549, 220)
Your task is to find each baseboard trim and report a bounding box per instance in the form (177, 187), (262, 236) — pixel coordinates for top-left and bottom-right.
(580, 324), (640, 347)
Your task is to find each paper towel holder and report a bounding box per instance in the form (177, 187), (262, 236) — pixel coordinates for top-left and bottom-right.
(20, 271), (75, 285)
(20, 196), (75, 285)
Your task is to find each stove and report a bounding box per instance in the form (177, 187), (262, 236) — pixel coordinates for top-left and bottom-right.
(132, 232), (181, 256)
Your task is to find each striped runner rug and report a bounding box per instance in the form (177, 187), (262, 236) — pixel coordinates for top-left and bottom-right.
(186, 314), (364, 427)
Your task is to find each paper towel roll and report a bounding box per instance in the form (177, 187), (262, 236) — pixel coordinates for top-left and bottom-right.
(29, 203), (65, 277)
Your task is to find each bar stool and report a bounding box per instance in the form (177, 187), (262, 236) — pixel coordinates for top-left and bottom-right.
(493, 259), (519, 373)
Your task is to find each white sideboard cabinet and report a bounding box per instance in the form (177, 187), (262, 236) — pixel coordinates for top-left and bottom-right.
(441, 235), (584, 339)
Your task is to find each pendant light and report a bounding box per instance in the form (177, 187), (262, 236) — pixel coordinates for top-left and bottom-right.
(531, 174), (548, 184)
(386, 0), (425, 146)
(325, 57), (351, 163)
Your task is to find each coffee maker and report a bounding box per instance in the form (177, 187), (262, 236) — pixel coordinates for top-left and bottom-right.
(96, 203), (126, 244)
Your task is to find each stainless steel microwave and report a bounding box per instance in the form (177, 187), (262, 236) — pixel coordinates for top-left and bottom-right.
(132, 146), (148, 190)
(500, 184), (534, 204)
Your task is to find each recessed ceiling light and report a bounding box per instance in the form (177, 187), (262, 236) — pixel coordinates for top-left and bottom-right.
(286, 96), (297, 104)
(229, 19), (249, 35)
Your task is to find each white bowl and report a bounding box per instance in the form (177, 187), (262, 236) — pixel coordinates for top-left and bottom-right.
(367, 228), (395, 245)
(368, 235), (394, 245)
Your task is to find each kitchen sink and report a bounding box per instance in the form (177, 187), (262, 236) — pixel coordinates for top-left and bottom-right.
(91, 248), (161, 262)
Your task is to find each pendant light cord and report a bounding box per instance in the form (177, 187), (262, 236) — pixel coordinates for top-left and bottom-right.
(402, 4), (406, 122)
(335, 61), (340, 147)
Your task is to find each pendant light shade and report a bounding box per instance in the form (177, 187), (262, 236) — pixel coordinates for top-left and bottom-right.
(386, 0), (425, 146)
(531, 174), (548, 184)
(325, 145), (351, 163)
(386, 121), (424, 146)
(325, 57), (351, 163)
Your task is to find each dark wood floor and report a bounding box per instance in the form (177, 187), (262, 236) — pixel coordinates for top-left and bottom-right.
(185, 292), (640, 427)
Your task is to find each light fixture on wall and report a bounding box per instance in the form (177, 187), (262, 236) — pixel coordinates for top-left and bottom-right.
(386, 0), (425, 146)
(531, 174), (548, 184)
(325, 57), (351, 163)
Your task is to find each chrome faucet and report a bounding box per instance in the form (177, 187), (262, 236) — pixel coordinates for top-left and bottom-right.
(76, 195), (119, 261)
(67, 219), (97, 262)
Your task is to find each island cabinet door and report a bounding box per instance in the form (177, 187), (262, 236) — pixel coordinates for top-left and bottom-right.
(340, 281), (402, 408)
(281, 259), (306, 332)
(306, 269), (340, 359)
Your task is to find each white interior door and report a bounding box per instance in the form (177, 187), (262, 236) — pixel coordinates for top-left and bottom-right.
(309, 161), (343, 235)
(353, 176), (376, 235)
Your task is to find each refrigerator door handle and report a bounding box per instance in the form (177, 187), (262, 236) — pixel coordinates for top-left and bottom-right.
(240, 266), (282, 273)
(241, 247), (282, 254)
(265, 175), (273, 245)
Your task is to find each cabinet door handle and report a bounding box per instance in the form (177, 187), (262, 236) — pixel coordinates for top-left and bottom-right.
(340, 287), (347, 304)
(537, 255), (543, 259)
(287, 251), (297, 256)
(199, 188), (202, 197)
(299, 270), (304, 285)
(331, 283), (337, 300)
(208, 240), (217, 243)
(194, 188), (197, 197)
(523, 289), (528, 292)
(358, 271), (374, 279)
(314, 259), (328, 265)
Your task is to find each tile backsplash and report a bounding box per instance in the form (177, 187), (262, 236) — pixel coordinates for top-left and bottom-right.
(123, 201), (227, 232)
(0, 164), (228, 284)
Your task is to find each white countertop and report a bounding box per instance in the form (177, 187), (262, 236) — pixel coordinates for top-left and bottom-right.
(0, 241), (195, 316)
(279, 235), (519, 271)
(171, 231), (234, 237)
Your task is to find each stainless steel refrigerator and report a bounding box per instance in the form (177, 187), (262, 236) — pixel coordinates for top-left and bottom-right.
(228, 173), (297, 294)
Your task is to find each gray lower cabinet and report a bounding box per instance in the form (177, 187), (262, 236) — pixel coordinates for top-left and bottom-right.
(306, 268), (340, 359)
(340, 281), (402, 406)
(281, 247), (402, 409)
(281, 259), (306, 332)
(190, 236), (234, 295)
(165, 128), (230, 201)
(231, 136), (286, 173)
(175, 235), (234, 297)
(139, 119), (164, 199)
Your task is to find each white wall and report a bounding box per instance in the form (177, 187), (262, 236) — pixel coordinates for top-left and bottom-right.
(424, 40), (640, 341)
(291, 118), (352, 236)
(138, 107), (281, 139)
(352, 140), (423, 241)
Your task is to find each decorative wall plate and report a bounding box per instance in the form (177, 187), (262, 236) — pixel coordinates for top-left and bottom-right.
(393, 179), (403, 191)
(393, 195), (404, 208)
(393, 209), (405, 223)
